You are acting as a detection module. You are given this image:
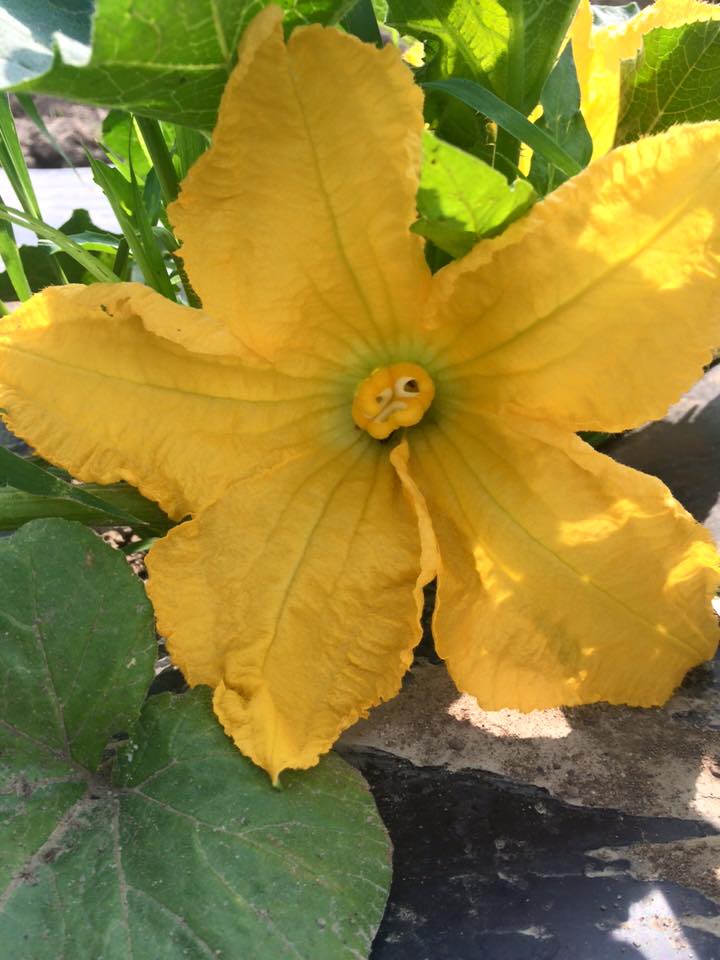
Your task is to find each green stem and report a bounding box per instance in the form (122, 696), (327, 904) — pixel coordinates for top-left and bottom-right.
(135, 116), (180, 206)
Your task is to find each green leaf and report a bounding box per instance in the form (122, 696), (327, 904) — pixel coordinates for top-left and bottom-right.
(616, 20), (720, 145)
(0, 446), (169, 533)
(59, 206), (117, 240)
(342, 0), (383, 45)
(0, 520), (156, 772)
(0, 93), (51, 300)
(0, 481), (173, 532)
(528, 45), (591, 194)
(0, 215), (31, 300)
(0, 94), (42, 220)
(387, 0), (578, 114)
(88, 155), (176, 299)
(0, 521), (391, 958)
(171, 124), (209, 181)
(413, 131), (536, 258)
(0, 210), (120, 298)
(101, 110), (153, 183)
(113, 692), (390, 959)
(424, 78), (583, 178)
(389, 0), (579, 170)
(0, 0), (354, 130)
(64, 230), (120, 253)
(0, 203), (120, 282)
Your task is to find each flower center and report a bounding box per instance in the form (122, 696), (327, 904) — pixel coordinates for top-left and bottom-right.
(352, 363), (435, 439)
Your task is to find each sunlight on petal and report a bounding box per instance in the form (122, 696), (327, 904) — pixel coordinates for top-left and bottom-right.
(665, 543), (720, 589)
(148, 439), (431, 781)
(414, 412), (718, 711)
(0, 283), (345, 519)
(170, 5), (430, 371)
(426, 124), (720, 435)
(559, 498), (645, 546)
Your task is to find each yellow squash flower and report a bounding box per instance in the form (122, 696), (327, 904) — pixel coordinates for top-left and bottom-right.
(1, 6), (719, 783)
(572, 0), (720, 157)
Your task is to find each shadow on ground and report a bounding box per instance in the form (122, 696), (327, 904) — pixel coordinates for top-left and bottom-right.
(339, 648), (720, 959)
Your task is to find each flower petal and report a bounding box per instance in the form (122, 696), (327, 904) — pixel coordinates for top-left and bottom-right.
(0, 283), (344, 519)
(571, 0), (632, 159)
(146, 438), (434, 782)
(426, 123), (720, 433)
(411, 412), (719, 710)
(169, 7), (430, 371)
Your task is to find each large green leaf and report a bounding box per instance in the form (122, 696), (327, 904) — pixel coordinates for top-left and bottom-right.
(0, 0), (353, 129)
(0, 520), (391, 959)
(616, 20), (720, 145)
(388, 0), (578, 166)
(387, 0), (578, 113)
(413, 131), (535, 258)
(0, 520), (156, 773)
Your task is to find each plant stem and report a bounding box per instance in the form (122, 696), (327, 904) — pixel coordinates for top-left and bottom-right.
(135, 116), (180, 206)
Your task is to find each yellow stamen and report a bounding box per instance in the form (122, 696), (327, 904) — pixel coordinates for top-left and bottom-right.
(352, 362), (435, 439)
